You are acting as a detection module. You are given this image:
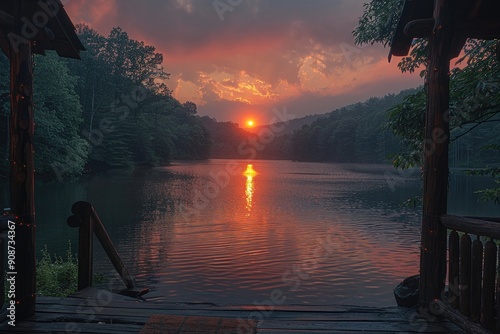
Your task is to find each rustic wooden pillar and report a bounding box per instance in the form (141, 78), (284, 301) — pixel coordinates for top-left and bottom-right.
(9, 25), (37, 319)
(420, 0), (453, 307)
(78, 215), (94, 290)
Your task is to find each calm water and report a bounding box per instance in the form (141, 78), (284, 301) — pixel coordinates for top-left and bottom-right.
(1, 160), (498, 306)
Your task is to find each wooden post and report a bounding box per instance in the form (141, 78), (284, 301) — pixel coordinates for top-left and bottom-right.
(78, 215), (94, 290)
(420, 0), (453, 307)
(10, 1), (36, 318)
(70, 201), (135, 290)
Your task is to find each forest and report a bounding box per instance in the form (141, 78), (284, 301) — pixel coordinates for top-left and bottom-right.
(0, 18), (498, 185)
(0, 25), (210, 179)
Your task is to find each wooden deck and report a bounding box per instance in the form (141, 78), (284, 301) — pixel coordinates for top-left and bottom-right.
(0, 288), (465, 333)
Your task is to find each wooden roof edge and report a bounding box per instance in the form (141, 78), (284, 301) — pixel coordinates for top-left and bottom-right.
(389, 0), (500, 61)
(56, 1), (85, 51)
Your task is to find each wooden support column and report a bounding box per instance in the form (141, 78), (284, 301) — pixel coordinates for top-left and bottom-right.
(10, 1), (36, 319)
(420, 0), (453, 307)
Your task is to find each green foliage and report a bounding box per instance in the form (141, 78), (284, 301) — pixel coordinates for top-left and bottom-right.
(0, 24), (211, 179)
(353, 0), (404, 47)
(65, 25), (210, 172)
(356, 0), (500, 203)
(36, 242), (78, 297)
(288, 90), (416, 163)
(34, 54), (88, 176)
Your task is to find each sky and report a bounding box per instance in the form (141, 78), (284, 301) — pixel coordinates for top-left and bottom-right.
(64, 0), (423, 126)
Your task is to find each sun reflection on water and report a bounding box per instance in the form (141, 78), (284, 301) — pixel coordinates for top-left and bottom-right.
(243, 164), (257, 212)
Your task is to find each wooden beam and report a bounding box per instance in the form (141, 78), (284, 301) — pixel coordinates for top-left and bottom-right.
(404, 18), (434, 38)
(9, 6), (36, 319)
(441, 215), (500, 239)
(419, 0), (453, 308)
(404, 18), (500, 40)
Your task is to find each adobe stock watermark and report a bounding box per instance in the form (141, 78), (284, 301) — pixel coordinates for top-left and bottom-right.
(178, 106), (296, 221)
(237, 229), (339, 333)
(8, 0), (62, 54)
(51, 86), (147, 181)
(213, 0), (244, 21)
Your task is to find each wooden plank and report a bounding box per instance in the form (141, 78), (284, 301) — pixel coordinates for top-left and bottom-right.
(140, 314), (257, 334)
(442, 215), (500, 239)
(0, 298), (466, 334)
(5, 321), (142, 333)
(28, 306), (428, 324)
(257, 319), (458, 332)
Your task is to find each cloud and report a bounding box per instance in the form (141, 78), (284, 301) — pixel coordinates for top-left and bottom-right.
(175, 0), (195, 14)
(65, 0), (422, 122)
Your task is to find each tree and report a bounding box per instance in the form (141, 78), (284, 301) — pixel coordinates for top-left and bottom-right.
(65, 25), (210, 171)
(355, 1), (500, 202)
(34, 54), (87, 177)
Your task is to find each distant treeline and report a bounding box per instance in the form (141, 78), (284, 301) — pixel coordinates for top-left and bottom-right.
(0, 25), (210, 179)
(202, 90), (416, 163)
(202, 88), (500, 167)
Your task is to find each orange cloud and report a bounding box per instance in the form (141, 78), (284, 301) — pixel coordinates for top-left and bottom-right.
(65, 0), (117, 30)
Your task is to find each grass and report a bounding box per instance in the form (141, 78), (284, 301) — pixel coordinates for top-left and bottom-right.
(36, 241), (78, 297)
(36, 241), (107, 297)
(3, 241), (110, 299)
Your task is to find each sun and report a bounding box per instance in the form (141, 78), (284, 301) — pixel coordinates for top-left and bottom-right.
(246, 120), (255, 127)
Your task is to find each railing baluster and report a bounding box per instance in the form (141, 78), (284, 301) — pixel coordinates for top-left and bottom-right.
(481, 239), (496, 330)
(460, 233), (472, 317)
(470, 237), (483, 322)
(448, 230), (459, 309)
(440, 216), (500, 333)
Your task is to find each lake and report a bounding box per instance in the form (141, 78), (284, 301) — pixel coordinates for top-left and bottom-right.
(1, 160), (498, 306)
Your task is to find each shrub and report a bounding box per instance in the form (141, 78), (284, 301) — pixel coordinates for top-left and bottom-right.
(36, 241), (78, 297)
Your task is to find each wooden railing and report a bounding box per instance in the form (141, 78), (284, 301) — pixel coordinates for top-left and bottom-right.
(67, 201), (148, 297)
(440, 215), (500, 334)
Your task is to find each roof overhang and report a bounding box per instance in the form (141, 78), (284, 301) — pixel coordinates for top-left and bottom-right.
(0, 0), (84, 60)
(389, 0), (500, 61)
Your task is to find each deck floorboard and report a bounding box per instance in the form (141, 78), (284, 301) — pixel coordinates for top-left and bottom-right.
(0, 288), (465, 333)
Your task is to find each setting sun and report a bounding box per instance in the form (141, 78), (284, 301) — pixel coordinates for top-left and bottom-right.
(246, 120), (255, 127)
